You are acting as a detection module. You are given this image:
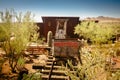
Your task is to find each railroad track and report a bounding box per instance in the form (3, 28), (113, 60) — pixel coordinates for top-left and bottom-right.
(33, 54), (70, 80)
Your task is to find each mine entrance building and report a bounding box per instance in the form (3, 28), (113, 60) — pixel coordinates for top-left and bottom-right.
(37, 17), (80, 40)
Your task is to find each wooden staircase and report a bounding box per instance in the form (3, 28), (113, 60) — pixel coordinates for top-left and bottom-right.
(33, 54), (70, 80)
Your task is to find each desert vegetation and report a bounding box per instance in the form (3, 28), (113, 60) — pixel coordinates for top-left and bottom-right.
(0, 9), (40, 80)
(64, 21), (120, 80)
(0, 9), (120, 80)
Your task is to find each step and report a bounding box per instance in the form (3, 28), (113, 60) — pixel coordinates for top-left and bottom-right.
(32, 64), (45, 69)
(46, 62), (54, 65)
(44, 65), (65, 69)
(48, 55), (53, 59)
(41, 75), (69, 80)
(41, 70), (66, 75)
(42, 69), (76, 75)
(47, 58), (54, 62)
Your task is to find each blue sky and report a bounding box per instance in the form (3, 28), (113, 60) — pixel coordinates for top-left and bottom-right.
(0, 0), (120, 22)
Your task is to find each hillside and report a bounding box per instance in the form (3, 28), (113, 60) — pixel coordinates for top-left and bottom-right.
(85, 16), (120, 23)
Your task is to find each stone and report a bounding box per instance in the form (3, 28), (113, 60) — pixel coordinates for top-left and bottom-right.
(1, 60), (11, 75)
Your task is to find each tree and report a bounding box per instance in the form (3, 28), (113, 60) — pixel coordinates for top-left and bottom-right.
(74, 21), (114, 44)
(0, 9), (39, 73)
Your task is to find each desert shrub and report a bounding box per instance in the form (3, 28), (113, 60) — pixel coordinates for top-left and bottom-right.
(0, 9), (39, 73)
(22, 72), (42, 80)
(74, 21), (115, 44)
(65, 42), (120, 80)
(65, 47), (106, 80)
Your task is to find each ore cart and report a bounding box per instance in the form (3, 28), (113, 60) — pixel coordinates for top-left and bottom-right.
(52, 39), (82, 65)
(48, 39), (83, 80)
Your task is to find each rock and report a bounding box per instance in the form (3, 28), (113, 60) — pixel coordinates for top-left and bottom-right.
(25, 63), (36, 73)
(1, 60), (11, 75)
(33, 54), (48, 65)
(24, 51), (31, 55)
(38, 54), (48, 61)
(33, 59), (40, 64)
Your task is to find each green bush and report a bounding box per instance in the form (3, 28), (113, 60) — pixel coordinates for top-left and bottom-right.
(0, 9), (39, 73)
(74, 21), (116, 44)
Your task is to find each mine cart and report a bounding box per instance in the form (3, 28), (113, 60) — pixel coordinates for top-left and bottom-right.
(52, 39), (83, 65)
(46, 39), (83, 80)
